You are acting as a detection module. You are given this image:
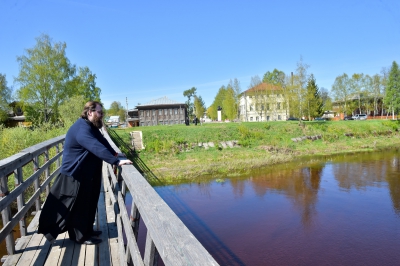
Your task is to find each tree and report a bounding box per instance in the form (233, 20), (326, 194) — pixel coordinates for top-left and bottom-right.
(107, 101), (126, 122)
(319, 87), (332, 111)
(0, 74), (12, 123)
(291, 57), (309, 122)
(183, 87), (197, 118)
(16, 34), (76, 124)
(350, 73), (365, 113)
(331, 73), (352, 115)
(208, 86), (227, 120)
(222, 85), (236, 120)
(305, 74), (323, 120)
(385, 61), (400, 119)
(193, 95), (206, 119)
(68, 66), (101, 102)
(58, 95), (87, 127)
(230, 78), (241, 120)
(263, 69), (286, 86)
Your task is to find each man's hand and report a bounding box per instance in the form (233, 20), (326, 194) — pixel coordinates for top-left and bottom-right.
(118, 159), (133, 166)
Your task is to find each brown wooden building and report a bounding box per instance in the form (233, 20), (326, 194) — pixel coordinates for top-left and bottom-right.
(128, 96), (187, 127)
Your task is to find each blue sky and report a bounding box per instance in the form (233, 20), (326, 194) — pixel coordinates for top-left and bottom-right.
(1, 0), (399, 109)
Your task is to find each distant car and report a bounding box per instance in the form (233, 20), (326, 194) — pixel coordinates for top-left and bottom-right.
(314, 117), (326, 121)
(344, 116), (354, 120)
(287, 117), (299, 121)
(352, 114), (367, 120)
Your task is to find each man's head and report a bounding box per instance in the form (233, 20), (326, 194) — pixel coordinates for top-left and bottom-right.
(81, 101), (104, 129)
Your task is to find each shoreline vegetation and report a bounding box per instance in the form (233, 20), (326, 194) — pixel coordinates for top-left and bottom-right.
(2, 120), (400, 186)
(112, 119), (400, 184)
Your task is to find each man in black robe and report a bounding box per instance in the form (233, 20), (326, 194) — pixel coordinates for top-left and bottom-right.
(38, 101), (132, 245)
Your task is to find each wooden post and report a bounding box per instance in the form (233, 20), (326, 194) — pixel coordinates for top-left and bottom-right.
(130, 202), (141, 240)
(144, 231), (159, 266)
(14, 167), (27, 236)
(45, 148), (50, 196)
(33, 156), (41, 212)
(0, 175), (15, 255)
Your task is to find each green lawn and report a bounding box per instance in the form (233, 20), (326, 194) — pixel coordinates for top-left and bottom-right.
(112, 119), (400, 182)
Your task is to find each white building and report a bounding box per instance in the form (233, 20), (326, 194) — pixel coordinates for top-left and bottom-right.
(239, 83), (289, 122)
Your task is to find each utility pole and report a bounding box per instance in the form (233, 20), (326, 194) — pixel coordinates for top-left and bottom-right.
(126, 97), (128, 126)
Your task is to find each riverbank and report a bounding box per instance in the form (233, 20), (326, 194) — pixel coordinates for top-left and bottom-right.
(113, 120), (400, 183)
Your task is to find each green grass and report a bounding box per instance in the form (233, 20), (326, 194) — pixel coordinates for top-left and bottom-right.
(113, 119), (400, 182)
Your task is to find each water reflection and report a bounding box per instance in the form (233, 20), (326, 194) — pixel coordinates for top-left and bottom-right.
(155, 150), (400, 265)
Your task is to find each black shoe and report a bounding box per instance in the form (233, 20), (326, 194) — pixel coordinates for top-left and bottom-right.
(91, 230), (102, 237)
(83, 238), (102, 245)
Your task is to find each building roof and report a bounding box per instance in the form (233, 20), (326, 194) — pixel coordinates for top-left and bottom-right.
(244, 83), (282, 94)
(137, 96), (185, 107)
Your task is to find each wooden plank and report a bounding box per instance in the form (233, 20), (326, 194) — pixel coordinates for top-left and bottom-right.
(44, 232), (67, 266)
(15, 233), (45, 266)
(117, 194), (143, 266)
(27, 211), (41, 234)
(84, 242), (97, 266)
(68, 241), (84, 266)
(3, 235), (32, 266)
(103, 169), (119, 266)
(97, 178), (111, 266)
(29, 235), (52, 266)
(56, 232), (73, 266)
(116, 214), (127, 266)
(76, 243), (86, 266)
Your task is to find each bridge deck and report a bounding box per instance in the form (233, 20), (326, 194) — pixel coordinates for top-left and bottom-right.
(2, 177), (119, 266)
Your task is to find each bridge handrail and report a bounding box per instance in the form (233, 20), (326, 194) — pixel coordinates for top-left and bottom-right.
(0, 130), (218, 265)
(103, 129), (218, 266)
(0, 135), (65, 255)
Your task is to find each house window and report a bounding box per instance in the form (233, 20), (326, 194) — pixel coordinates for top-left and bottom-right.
(140, 110), (143, 117)
(152, 110), (155, 116)
(267, 104), (270, 110)
(256, 116), (259, 121)
(174, 109), (178, 114)
(159, 109), (162, 115)
(169, 109), (172, 115)
(250, 105), (253, 111)
(250, 117), (253, 121)
(277, 103), (281, 110)
(278, 115), (282, 120)
(164, 109), (167, 115)
(267, 116), (270, 121)
(262, 105), (264, 110)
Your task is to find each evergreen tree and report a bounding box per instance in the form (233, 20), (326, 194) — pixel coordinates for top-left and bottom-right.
(385, 61), (400, 119)
(305, 74), (323, 119)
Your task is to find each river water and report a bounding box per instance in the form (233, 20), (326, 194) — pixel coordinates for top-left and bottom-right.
(150, 150), (400, 265)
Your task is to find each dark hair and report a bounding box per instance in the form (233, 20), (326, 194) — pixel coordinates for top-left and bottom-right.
(81, 101), (103, 119)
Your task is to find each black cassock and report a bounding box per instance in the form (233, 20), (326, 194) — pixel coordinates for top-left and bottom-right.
(38, 152), (102, 243)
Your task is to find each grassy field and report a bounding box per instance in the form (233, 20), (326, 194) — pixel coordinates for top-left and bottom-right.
(112, 119), (400, 182)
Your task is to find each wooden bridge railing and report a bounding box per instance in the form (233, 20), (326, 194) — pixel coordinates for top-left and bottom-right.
(103, 129), (218, 265)
(0, 135), (65, 255)
(0, 129), (218, 265)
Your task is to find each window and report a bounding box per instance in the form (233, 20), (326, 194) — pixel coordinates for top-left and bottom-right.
(174, 109), (178, 114)
(250, 117), (253, 121)
(261, 105), (264, 110)
(267, 104), (270, 110)
(278, 115), (281, 120)
(152, 110), (155, 116)
(164, 109), (167, 115)
(250, 105), (253, 111)
(159, 109), (162, 115)
(277, 103), (281, 110)
(140, 110), (143, 117)
(267, 116), (270, 121)
(169, 109), (172, 115)
(256, 116), (259, 121)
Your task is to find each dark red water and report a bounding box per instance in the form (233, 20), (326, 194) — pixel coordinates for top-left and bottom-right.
(150, 151), (400, 265)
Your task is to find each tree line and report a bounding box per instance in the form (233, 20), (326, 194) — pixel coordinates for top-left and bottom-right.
(184, 58), (400, 121)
